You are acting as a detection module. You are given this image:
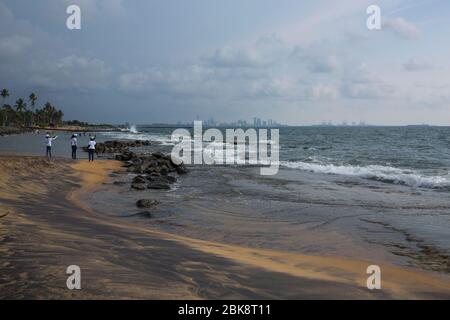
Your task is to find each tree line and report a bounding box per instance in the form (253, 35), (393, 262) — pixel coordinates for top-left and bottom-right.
(0, 89), (64, 128)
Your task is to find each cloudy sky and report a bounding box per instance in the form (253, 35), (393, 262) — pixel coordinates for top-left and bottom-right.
(0, 0), (449, 125)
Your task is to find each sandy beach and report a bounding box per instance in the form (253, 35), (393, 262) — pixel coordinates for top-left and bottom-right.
(1, 154), (450, 299)
(3, 0), (450, 304)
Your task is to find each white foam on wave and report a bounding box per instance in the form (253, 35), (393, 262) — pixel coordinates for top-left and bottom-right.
(102, 131), (174, 145)
(129, 125), (139, 134)
(280, 161), (450, 189)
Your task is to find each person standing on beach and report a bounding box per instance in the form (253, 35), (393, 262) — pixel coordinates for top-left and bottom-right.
(71, 134), (78, 159)
(45, 133), (58, 159)
(88, 136), (96, 162)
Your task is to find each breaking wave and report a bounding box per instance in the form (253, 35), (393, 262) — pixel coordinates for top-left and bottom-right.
(281, 161), (450, 189)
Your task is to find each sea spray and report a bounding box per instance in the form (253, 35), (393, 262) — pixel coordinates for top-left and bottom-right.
(171, 121), (279, 175)
(281, 161), (450, 189)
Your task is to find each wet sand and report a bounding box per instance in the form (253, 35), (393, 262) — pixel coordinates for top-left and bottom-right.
(1, 155), (450, 299)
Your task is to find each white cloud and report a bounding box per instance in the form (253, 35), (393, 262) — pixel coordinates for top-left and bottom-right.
(61, 0), (126, 18)
(118, 71), (150, 92)
(403, 58), (433, 71)
(307, 55), (339, 73)
(341, 81), (394, 99)
(383, 17), (421, 39)
(306, 84), (339, 100)
(290, 45), (340, 74)
(118, 65), (222, 99)
(205, 46), (265, 68)
(281, 0), (371, 44)
(0, 35), (32, 57)
(29, 55), (111, 90)
(341, 63), (395, 99)
(246, 77), (298, 98)
(0, 2), (14, 21)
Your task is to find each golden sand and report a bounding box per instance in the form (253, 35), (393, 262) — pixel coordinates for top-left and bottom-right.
(69, 157), (450, 299)
(1, 154), (450, 299)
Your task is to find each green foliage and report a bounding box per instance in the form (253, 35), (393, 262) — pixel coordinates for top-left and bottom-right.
(1, 89), (10, 100)
(0, 89), (65, 127)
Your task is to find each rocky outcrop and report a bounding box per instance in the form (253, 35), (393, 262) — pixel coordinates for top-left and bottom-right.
(147, 176), (172, 190)
(115, 150), (188, 191)
(132, 175), (147, 184)
(136, 199), (160, 208)
(131, 182), (147, 190)
(102, 140), (188, 191)
(115, 150), (186, 173)
(82, 140), (153, 154)
(131, 175), (147, 190)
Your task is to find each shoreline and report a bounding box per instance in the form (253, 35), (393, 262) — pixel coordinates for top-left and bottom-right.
(27, 126), (122, 133)
(0, 127), (33, 137)
(1, 154), (450, 299)
(0, 126), (122, 137)
(1, 131), (450, 270)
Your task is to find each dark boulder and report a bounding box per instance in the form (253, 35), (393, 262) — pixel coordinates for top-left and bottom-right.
(132, 175), (147, 184)
(131, 165), (143, 174)
(94, 140), (153, 154)
(131, 182), (146, 190)
(147, 183), (171, 190)
(110, 145), (188, 191)
(175, 163), (188, 174)
(147, 177), (171, 189)
(144, 166), (158, 174)
(160, 166), (169, 176)
(166, 175), (177, 183)
(122, 160), (134, 167)
(136, 199), (160, 208)
(152, 152), (165, 159)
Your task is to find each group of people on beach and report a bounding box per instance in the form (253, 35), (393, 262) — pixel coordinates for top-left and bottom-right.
(45, 132), (96, 161)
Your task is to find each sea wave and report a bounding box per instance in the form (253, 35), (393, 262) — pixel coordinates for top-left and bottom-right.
(101, 131), (174, 145)
(280, 161), (450, 189)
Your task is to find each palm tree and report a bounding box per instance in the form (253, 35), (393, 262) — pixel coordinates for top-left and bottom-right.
(28, 92), (37, 126)
(54, 110), (64, 125)
(14, 98), (27, 126)
(1, 89), (9, 127)
(1, 104), (14, 127)
(1, 89), (9, 102)
(24, 110), (33, 127)
(1, 89), (9, 101)
(43, 102), (54, 125)
(35, 108), (43, 126)
(41, 102), (62, 126)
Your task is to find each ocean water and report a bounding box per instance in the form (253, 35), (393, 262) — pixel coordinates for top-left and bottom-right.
(102, 126), (450, 190)
(91, 126), (450, 269)
(2, 126), (449, 190)
(3, 126), (450, 268)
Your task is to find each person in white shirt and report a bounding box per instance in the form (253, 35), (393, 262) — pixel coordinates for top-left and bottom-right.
(88, 136), (96, 162)
(45, 133), (58, 159)
(71, 134), (78, 159)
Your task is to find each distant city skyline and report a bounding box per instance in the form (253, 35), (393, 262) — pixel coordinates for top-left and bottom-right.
(139, 117), (287, 127)
(130, 119), (438, 127)
(123, 116), (444, 127)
